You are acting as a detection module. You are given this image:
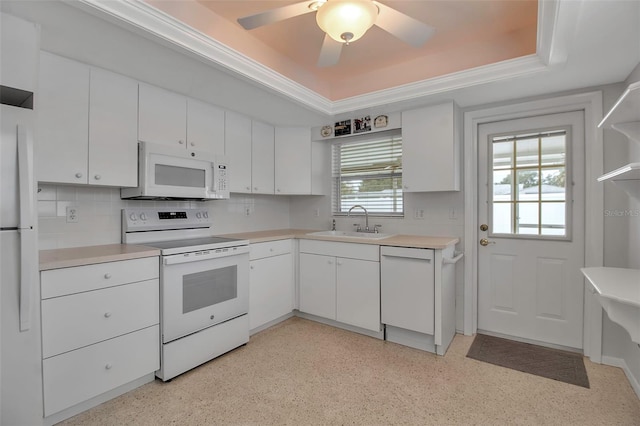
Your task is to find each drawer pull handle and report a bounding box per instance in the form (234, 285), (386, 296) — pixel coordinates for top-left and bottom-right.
(104, 312), (112, 318)
(105, 363), (113, 370)
(269, 248), (274, 252)
(104, 273), (112, 279)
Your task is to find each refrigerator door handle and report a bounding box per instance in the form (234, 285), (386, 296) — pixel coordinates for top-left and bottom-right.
(19, 228), (36, 331)
(17, 124), (36, 332)
(17, 124), (35, 230)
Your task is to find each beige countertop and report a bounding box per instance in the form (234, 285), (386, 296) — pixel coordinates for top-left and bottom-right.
(220, 229), (459, 249)
(40, 244), (160, 271)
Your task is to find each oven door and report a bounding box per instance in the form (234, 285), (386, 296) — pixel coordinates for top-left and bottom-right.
(160, 247), (249, 343)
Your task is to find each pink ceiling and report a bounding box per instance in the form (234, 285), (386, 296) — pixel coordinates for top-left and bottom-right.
(145, 1), (537, 101)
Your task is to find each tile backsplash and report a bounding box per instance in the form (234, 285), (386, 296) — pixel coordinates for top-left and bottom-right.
(37, 184), (292, 250)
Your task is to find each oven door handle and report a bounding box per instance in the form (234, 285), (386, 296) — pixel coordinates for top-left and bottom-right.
(163, 246), (249, 265)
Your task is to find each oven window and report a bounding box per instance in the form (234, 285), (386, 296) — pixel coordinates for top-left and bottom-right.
(156, 164), (205, 188)
(182, 266), (237, 314)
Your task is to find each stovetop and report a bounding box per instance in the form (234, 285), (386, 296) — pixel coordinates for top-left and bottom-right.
(142, 236), (249, 256)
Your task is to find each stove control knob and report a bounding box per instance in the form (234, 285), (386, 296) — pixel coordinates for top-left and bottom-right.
(196, 212), (202, 219)
(129, 213), (137, 221)
(140, 213), (148, 221)
(203, 211), (209, 218)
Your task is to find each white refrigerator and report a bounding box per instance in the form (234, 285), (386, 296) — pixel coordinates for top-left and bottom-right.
(1, 102), (43, 425)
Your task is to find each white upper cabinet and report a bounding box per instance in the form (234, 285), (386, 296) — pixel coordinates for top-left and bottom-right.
(88, 68), (138, 187)
(36, 53), (138, 187)
(187, 98), (225, 155)
(401, 101), (461, 192)
(139, 84), (226, 155)
(251, 120), (275, 194)
(225, 111), (252, 193)
(1, 13), (39, 94)
(36, 52), (90, 184)
(275, 127), (325, 195)
(138, 83), (187, 148)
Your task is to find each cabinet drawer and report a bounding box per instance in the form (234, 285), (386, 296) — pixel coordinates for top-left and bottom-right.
(43, 325), (159, 416)
(42, 279), (159, 358)
(41, 256), (159, 299)
(299, 239), (379, 261)
(250, 239), (292, 260)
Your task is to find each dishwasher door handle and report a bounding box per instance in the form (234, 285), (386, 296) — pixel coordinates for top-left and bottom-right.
(380, 246), (434, 261)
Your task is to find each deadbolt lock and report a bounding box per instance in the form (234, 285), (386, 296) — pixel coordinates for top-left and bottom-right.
(480, 224), (488, 231)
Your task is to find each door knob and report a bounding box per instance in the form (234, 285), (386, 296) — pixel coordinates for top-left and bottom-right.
(480, 224), (488, 231)
(479, 238), (495, 246)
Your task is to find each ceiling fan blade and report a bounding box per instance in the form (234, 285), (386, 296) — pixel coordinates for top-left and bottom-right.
(238, 1), (315, 30)
(373, 1), (435, 48)
(317, 34), (343, 67)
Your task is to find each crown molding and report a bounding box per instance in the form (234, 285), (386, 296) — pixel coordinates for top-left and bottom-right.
(73, 0), (559, 117)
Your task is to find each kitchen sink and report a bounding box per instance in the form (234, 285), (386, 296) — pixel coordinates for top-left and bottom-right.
(306, 230), (395, 240)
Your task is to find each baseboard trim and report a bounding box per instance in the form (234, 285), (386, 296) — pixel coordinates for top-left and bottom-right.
(602, 355), (640, 399)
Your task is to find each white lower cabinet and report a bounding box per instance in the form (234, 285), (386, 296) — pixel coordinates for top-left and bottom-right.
(298, 240), (380, 332)
(249, 240), (294, 331)
(40, 256), (160, 417)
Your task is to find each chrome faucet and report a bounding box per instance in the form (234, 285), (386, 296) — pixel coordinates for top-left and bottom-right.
(348, 205), (369, 232)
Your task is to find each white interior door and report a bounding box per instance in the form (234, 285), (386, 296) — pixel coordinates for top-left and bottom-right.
(477, 111), (585, 349)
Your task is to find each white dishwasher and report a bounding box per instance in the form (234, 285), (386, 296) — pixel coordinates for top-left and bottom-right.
(380, 246), (435, 335)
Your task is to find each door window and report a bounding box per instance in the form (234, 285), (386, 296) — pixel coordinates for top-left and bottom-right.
(490, 128), (570, 238)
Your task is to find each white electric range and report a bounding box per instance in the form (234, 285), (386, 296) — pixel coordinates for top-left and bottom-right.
(122, 208), (250, 381)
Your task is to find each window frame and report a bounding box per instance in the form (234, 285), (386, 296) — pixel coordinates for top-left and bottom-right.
(487, 125), (574, 241)
(331, 130), (404, 218)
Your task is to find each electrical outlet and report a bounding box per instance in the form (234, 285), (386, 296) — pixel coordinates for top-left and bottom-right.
(245, 207), (251, 216)
(314, 208), (320, 217)
(414, 209), (425, 220)
(66, 206), (79, 223)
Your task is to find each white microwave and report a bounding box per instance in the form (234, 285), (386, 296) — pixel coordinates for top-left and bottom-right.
(121, 141), (229, 200)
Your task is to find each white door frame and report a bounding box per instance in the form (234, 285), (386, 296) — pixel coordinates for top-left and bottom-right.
(462, 91), (604, 361)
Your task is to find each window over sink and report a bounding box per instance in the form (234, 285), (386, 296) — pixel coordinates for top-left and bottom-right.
(332, 130), (403, 217)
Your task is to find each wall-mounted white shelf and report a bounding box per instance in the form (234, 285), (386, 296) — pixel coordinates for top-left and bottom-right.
(597, 163), (640, 200)
(598, 81), (640, 144)
(581, 267), (640, 345)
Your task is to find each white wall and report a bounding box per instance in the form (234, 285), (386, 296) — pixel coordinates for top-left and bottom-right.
(37, 184), (291, 249)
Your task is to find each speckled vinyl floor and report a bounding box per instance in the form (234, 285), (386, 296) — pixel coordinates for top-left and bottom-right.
(60, 317), (640, 425)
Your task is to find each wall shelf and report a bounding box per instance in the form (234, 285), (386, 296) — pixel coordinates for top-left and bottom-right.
(581, 267), (640, 345)
(597, 163), (640, 200)
(598, 81), (640, 144)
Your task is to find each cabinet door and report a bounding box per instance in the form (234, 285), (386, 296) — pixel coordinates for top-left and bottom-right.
(336, 258), (380, 332)
(249, 253), (293, 330)
(401, 102), (460, 192)
(36, 52), (90, 184)
(224, 111), (252, 193)
(88, 68), (138, 187)
(1, 13), (38, 94)
(187, 98), (225, 155)
(138, 84), (187, 148)
(251, 120), (274, 194)
(299, 253), (336, 320)
(274, 127), (312, 194)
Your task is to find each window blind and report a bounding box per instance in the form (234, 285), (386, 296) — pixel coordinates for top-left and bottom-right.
(332, 132), (403, 216)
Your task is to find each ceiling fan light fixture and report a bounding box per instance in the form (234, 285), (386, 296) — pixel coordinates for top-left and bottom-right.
(316, 0), (378, 44)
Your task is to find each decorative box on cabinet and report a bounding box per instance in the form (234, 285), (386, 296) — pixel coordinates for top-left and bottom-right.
(249, 239), (294, 332)
(40, 256), (160, 418)
(401, 101), (461, 192)
(36, 52), (138, 187)
(298, 239), (380, 332)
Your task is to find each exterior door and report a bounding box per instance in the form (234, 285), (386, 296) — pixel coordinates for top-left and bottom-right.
(477, 111), (585, 349)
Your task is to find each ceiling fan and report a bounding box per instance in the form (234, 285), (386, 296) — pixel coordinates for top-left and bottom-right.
(237, 0), (435, 67)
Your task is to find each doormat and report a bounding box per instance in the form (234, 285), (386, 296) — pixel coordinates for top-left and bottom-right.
(466, 334), (590, 388)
